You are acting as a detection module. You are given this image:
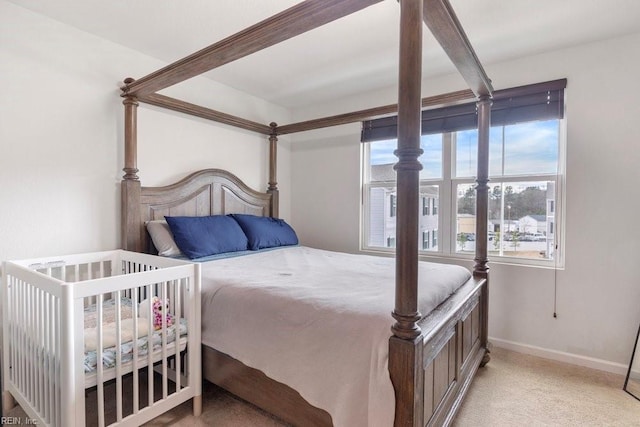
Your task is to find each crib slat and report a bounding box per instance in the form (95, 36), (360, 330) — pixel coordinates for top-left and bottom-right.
(56, 297), (61, 427)
(175, 279), (182, 392)
(115, 291), (123, 422)
(53, 295), (59, 426)
(44, 293), (51, 424)
(132, 285), (140, 414)
(31, 285), (38, 409)
(9, 279), (16, 396)
(97, 293), (105, 427)
(19, 280), (25, 398)
(147, 283), (154, 408)
(36, 288), (42, 414)
(59, 287), (71, 427)
(15, 279), (21, 395)
(27, 284), (33, 408)
(161, 281), (168, 400)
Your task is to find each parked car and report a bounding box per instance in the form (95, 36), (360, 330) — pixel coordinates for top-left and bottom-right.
(522, 232), (546, 242)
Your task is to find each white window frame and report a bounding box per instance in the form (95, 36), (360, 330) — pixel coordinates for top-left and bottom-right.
(361, 120), (566, 268)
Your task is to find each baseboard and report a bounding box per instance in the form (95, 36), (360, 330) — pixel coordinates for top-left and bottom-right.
(489, 337), (629, 376)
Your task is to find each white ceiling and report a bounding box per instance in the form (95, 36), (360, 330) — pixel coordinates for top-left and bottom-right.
(8, 0), (640, 108)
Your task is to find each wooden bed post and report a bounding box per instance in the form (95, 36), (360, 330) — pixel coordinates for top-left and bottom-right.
(474, 95), (492, 365)
(268, 122), (279, 218)
(389, 0), (424, 425)
(121, 77), (142, 252)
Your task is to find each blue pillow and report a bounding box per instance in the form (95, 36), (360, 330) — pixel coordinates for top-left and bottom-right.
(229, 214), (298, 250)
(165, 215), (248, 259)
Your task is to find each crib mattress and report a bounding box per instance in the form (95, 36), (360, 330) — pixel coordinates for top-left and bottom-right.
(83, 297), (188, 373)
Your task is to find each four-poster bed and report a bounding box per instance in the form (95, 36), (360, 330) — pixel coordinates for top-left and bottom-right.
(120, 0), (492, 425)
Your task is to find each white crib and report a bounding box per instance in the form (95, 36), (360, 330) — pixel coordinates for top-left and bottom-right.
(1, 250), (202, 427)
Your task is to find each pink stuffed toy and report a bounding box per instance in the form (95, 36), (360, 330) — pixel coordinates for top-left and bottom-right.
(139, 297), (174, 330)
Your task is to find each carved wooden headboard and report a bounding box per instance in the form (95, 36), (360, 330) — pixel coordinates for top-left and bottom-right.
(122, 168), (273, 254)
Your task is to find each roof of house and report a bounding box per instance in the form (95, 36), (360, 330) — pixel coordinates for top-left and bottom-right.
(371, 163), (396, 182)
(523, 214), (547, 222)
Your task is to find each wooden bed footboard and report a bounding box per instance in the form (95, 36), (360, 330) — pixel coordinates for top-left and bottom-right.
(390, 276), (487, 427)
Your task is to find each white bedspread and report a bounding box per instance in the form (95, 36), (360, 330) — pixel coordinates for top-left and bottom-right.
(200, 246), (471, 427)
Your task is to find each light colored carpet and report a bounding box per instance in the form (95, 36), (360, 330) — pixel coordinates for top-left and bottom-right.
(5, 347), (640, 426)
(453, 347), (640, 426)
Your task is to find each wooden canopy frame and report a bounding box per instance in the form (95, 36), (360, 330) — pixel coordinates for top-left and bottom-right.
(121, 0), (493, 425)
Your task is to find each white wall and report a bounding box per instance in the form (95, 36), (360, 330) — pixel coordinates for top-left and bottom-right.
(0, 0), (290, 262)
(290, 32), (640, 369)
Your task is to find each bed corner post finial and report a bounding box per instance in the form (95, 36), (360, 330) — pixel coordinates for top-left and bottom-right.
(122, 91), (140, 181)
(268, 122), (279, 218)
(121, 83), (142, 252)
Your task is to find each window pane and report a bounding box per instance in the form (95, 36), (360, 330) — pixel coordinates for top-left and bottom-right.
(369, 136), (442, 181)
(368, 186), (397, 248)
(455, 130), (476, 178)
(370, 139), (398, 182)
(420, 134), (442, 179)
(491, 181), (556, 260)
(455, 128), (503, 178)
(419, 185), (439, 252)
(456, 121), (558, 178)
(456, 183), (476, 254)
(457, 181), (556, 260)
(503, 120), (559, 176)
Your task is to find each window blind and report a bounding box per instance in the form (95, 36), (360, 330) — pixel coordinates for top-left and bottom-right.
(361, 79), (567, 142)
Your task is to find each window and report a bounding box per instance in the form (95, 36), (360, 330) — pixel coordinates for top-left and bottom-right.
(422, 231), (430, 250)
(387, 237), (396, 248)
(390, 194), (397, 217)
(423, 197), (430, 216)
(361, 80), (565, 266)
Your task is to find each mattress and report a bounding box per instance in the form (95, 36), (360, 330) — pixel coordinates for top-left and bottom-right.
(83, 297), (187, 373)
(199, 246), (471, 427)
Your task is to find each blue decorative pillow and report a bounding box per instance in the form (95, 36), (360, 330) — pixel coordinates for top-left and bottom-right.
(164, 215), (248, 259)
(229, 214), (298, 250)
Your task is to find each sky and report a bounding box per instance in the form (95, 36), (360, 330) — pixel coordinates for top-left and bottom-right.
(370, 133), (442, 179)
(370, 119), (560, 179)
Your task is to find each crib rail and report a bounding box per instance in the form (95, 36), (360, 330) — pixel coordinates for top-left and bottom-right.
(2, 250), (201, 427)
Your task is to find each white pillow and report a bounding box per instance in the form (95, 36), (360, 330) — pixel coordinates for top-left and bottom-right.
(146, 220), (182, 257)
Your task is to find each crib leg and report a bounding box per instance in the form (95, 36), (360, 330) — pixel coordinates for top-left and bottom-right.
(193, 395), (202, 417)
(3, 391), (15, 413)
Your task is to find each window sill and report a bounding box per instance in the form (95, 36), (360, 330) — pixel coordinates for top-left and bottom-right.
(359, 247), (564, 270)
